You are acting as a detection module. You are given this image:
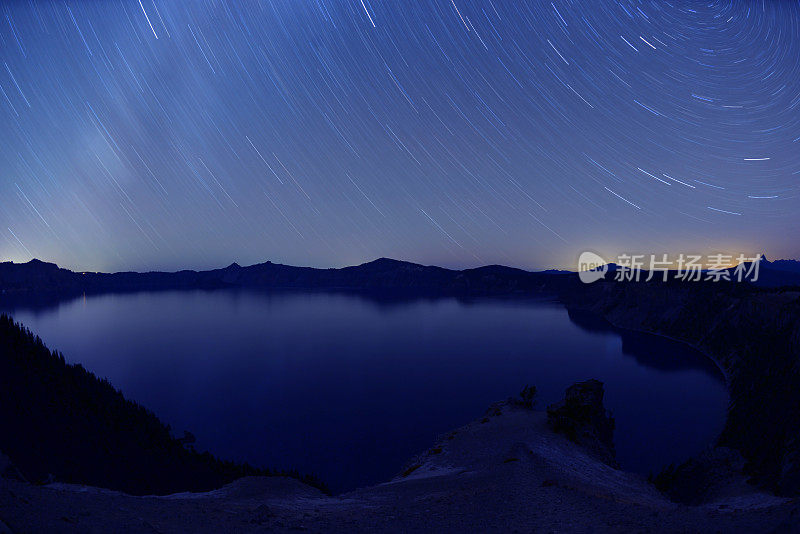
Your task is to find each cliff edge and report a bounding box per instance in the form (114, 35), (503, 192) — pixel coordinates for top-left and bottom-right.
(1, 383), (794, 533)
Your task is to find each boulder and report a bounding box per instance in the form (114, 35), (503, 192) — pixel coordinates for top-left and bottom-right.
(546, 379), (616, 466)
(653, 446), (753, 505)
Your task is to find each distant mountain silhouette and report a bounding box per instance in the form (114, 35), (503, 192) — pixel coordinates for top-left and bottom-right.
(769, 259), (800, 274)
(2, 255), (799, 296)
(732, 256), (800, 287)
(0, 258), (576, 296)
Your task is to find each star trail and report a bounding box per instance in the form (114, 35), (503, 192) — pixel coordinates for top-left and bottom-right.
(1, 0), (798, 272)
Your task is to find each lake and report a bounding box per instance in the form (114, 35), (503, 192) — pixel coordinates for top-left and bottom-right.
(3, 289), (728, 492)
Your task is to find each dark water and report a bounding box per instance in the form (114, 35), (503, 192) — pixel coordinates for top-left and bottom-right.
(4, 289), (727, 492)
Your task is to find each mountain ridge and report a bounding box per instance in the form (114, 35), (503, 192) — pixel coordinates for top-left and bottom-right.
(3, 255), (800, 295)
(0, 257), (572, 295)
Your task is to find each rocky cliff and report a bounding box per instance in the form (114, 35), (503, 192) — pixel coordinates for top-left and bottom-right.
(561, 279), (800, 496)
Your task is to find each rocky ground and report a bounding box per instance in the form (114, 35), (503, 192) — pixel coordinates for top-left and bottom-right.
(2, 394), (797, 533)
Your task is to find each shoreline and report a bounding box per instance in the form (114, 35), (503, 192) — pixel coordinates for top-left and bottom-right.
(2, 393), (794, 532)
(566, 303), (732, 388)
(559, 280), (800, 497)
(2, 291), (724, 495)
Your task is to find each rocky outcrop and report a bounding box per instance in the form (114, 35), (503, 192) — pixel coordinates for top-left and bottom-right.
(546, 380), (617, 467)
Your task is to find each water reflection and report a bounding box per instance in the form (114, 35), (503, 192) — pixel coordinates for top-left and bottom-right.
(2, 289), (727, 492)
(567, 309), (725, 377)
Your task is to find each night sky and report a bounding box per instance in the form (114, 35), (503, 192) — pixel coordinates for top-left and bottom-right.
(1, 1), (798, 272)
